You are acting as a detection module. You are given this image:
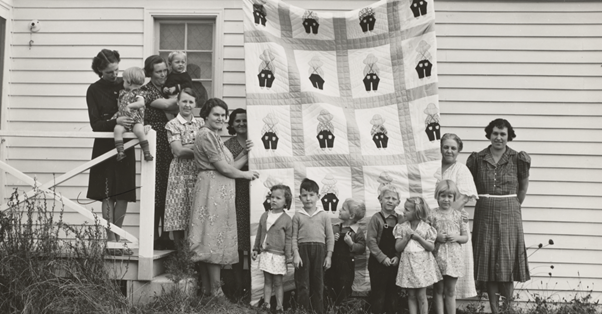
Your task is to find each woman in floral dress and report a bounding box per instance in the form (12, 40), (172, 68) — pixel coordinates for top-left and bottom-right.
(188, 98), (259, 297)
(163, 88), (204, 246)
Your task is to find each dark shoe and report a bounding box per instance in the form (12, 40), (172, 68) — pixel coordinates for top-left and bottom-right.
(116, 152), (126, 161)
(143, 152), (154, 161)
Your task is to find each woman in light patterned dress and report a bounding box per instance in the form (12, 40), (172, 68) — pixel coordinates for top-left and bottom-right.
(163, 88), (204, 247)
(434, 133), (478, 299)
(431, 180), (468, 314)
(394, 197), (442, 314)
(188, 98), (259, 297)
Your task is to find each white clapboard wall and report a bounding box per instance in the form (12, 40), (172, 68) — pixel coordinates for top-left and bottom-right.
(0, 0), (599, 302)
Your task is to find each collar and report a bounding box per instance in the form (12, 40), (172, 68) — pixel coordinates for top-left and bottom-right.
(380, 210), (397, 220)
(478, 145), (517, 166)
(298, 207), (324, 217)
(176, 113), (194, 125)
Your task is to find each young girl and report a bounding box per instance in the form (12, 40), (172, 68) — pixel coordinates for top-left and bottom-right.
(252, 184), (293, 314)
(431, 180), (468, 314)
(394, 197), (442, 314)
(112, 66), (153, 162)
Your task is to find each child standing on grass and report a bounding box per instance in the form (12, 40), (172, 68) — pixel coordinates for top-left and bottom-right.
(112, 66), (153, 162)
(324, 198), (367, 306)
(292, 178), (334, 314)
(394, 197), (442, 314)
(367, 185), (402, 314)
(431, 180), (468, 314)
(253, 184), (293, 314)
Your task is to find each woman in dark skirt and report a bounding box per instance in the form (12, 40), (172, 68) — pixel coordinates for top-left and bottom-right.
(223, 108), (251, 298)
(467, 118), (531, 314)
(86, 49), (136, 250)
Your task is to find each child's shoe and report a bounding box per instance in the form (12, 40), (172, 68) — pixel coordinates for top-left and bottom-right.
(143, 152), (154, 161)
(116, 152), (127, 161)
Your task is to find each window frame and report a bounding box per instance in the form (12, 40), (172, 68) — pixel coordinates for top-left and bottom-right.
(144, 8), (224, 99)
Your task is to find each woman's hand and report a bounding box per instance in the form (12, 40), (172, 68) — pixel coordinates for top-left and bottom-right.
(243, 171), (260, 181)
(116, 116), (135, 129)
(245, 139), (254, 152)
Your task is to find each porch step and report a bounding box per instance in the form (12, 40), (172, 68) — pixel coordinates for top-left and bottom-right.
(104, 249), (174, 281)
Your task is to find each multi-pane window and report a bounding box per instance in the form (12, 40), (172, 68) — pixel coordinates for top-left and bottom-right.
(156, 20), (215, 107)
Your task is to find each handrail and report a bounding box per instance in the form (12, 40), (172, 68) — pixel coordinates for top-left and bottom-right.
(0, 130), (157, 279)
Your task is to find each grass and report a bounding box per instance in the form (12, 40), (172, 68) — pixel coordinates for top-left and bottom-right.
(1, 186), (600, 313)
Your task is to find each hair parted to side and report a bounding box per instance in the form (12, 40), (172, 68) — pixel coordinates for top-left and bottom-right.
(227, 108), (247, 135)
(343, 198), (366, 222)
(378, 184), (399, 200)
(440, 133), (464, 152)
(300, 178), (319, 194)
(177, 87), (197, 102)
(143, 55), (167, 77)
(271, 184), (293, 210)
(200, 98), (229, 119)
(434, 180), (459, 202)
(485, 118), (516, 141)
(91, 49), (120, 77)
(122, 67), (145, 86)
(406, 196), (430, 222)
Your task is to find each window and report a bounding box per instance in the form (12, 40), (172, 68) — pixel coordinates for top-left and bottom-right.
(155, 20), (215, 106)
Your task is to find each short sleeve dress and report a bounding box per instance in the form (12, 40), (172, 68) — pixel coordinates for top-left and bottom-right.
(466, 146), (531, 283)
(430, 208), (466, 278)
(139, 82), (174, 229)
(223, 137), (251, 252)
(434, 162), (478, 298)
(86, 78), (136, 202)
(112, 89), (145, 130)
(163, 114), (204, 232)
(187, 127), (238, 264)
(394, 221), (442, 288)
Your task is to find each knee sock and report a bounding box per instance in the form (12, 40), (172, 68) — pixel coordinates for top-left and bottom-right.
(115, 140), (124, 154)
(140, 140), (150, 154)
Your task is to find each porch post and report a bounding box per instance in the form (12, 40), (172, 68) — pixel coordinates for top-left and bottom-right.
(138, 129), (156, 281)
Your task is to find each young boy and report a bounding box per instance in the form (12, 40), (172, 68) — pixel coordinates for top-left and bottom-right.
(367, 185), (403, 314)
(325, 198), (366, 306)
(292, 178), (335, 314)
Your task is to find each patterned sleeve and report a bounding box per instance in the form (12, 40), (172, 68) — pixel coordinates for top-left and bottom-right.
(165, 120), (182, 143)
(517, 151), (531, 180)
(198, 130), (224, 163)
(456, 163), (479, 200)
(457, 211), (468, 235)
(424, 224), (437, 243)
(393, 224), (404, 239)
(466, 152), (479, 183)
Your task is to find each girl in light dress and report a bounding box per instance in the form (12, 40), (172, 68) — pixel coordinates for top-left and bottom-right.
(394, 197), (442, 314)
(431, 180), (468, 314)
(252, 184), (293, 314)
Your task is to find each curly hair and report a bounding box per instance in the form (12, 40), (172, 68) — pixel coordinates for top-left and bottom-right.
(227, 108), (247, 135)
(440, 133), (464, 152)
(199, 98), (228, 119)
(91, 49), (120, 77)
(485, 118), (516, 141)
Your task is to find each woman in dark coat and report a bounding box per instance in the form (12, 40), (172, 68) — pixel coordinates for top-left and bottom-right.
(467, 118), (531, 314)
(86, 49), (136, 250)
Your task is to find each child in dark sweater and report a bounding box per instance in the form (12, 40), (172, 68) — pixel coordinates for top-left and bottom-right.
(325, 198), (366, 305)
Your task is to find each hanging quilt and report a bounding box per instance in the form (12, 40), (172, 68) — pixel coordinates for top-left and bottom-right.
(244, 0), (440, 303)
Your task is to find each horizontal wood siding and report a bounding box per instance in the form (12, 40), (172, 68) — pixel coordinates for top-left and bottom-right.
(436, 0), (602, 301)
(2, 0), (600, 303)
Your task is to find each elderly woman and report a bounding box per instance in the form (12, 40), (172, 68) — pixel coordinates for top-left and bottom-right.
(140, 55), (179, 249)
(434, 133), (478, 301)
(223, 108), (251, 297)
(86, 49), (136, 254)
(466, 119), (530, 314)
(188, 99), (259, 297)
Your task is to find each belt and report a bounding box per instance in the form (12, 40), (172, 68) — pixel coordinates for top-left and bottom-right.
(478, 194), (517, 198)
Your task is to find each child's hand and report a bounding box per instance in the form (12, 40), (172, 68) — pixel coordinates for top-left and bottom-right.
(382, 257), (392, 267)
(252, 251), (258, 261)
(323, 256), (331, 270)
(446, 234), (460, 243)
(293, 253), (303, 269)
(144, 125), (152, 135)
(334, 233), (340, 241)
(344, 233), (354, 247)
(436, 232), (447, 243)
(390, 256), (399, 266)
